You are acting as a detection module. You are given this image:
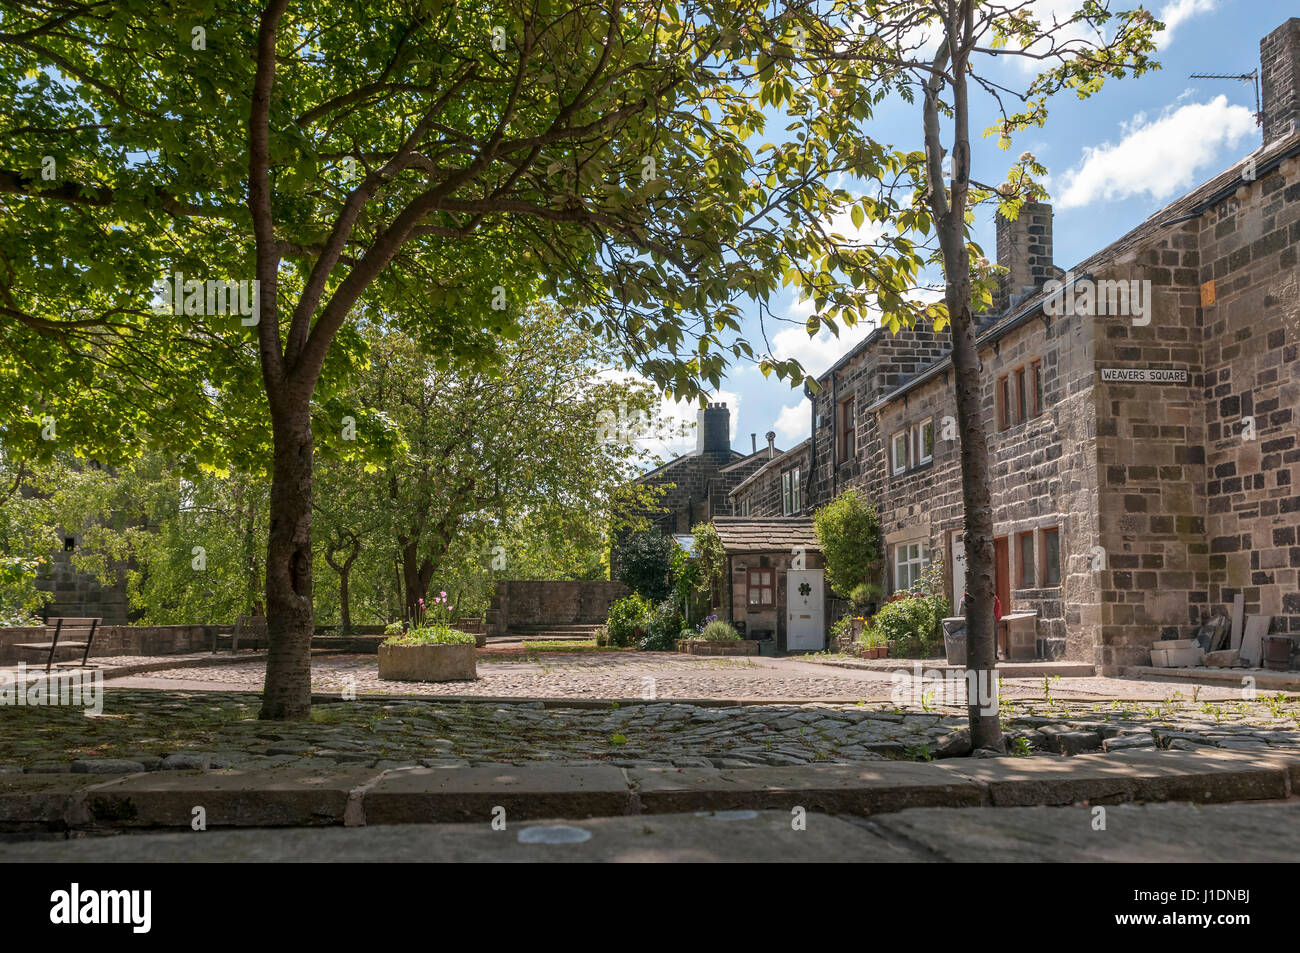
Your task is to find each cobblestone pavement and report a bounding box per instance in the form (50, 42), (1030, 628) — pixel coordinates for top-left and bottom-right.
(1, 679), (1297, 774)
(105, 651), (1258, 702)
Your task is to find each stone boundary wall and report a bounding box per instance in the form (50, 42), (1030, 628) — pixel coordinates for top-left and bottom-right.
(0, 625), (218, 663)
(488, 580), (629, 636)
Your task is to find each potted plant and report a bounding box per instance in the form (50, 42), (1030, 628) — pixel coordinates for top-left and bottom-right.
(378, 593), (477, 682)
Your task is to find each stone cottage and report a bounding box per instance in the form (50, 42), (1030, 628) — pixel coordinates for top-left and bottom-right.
(727, 18), (1300, 674)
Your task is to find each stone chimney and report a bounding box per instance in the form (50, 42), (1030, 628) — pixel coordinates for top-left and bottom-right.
(696, 402), (731, 456)
(765, 431), (776, 459)
(995, 201), (1055, 313)
(1262, 19), (1300, 145)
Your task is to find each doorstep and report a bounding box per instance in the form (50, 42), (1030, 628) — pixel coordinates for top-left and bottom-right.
(809, 657), (1094, 678)
(1126, 665), (1300, 692)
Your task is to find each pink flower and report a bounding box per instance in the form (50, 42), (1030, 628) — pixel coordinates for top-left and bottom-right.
(439, 591), (447, 599)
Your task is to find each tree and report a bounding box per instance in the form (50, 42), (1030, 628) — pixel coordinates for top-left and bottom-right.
(811, 1), (1160, 748)
(613, 529), (676, 601)
(812, 487), (882, 604)
(3, 1), (928, 718)
(343, 304), (656, 619)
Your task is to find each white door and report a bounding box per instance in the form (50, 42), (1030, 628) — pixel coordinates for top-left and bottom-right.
(951, 534), (966, 611)
(786, 569), (825, 651)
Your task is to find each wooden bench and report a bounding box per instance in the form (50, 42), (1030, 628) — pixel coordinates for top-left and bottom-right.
(211, 614), (268, 653)
(13, 617), (101, 672)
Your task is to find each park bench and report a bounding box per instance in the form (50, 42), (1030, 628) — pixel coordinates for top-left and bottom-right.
(211, 614), (268, 653)
(13, 617), (101, 672)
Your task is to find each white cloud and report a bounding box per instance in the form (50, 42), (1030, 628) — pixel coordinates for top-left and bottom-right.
(774, 399), (811, 443)
(1158, 0), (1217, 41)
(1056, 95), (1256, 209)
(650, 388), (740, 460)
(770, 315), (879, 379)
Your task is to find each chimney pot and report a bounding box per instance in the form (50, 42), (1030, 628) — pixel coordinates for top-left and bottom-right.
(765, 431), (776, 459)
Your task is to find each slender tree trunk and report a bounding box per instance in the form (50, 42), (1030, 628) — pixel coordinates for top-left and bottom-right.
(948, 297), (1002, 750)
(325, 536), (359, 634)
(260, 402), (315, 720)
(926, 2), (1001, 750)
(338, 565), (352, 633)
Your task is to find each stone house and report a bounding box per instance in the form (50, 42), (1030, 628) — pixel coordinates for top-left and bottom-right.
(728, 19), (1300, 673)
(709, 517), (825, 651)
(634, 403), (779, 536)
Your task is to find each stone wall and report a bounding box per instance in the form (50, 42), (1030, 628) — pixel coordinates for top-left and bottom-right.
(1198, 155), (1300, 641)
(732, 444), (811, 516)
(0, 624), (218, 663)
(487, 580), (629, 635)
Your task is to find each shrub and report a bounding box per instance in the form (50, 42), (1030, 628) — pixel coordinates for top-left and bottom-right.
(612, 531), (676, 601)
(383, 621), (405, 636)
(384, 623), (476, 646)
(594, 625), (610, 648)
(829, 613), (855, 644)
(639, 598), (681, 651)
(693, 619), (741, 642)
(606, 593), (652, 647)
(860, 592), (949, 657)
(813, 488), (883, 601)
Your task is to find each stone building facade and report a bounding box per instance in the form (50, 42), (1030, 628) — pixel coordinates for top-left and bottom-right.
(635, 403), (778, 535)
(727, 19), (1300, 673)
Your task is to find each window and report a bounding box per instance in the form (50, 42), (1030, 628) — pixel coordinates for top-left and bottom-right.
(1016, 531), (1035, 588)
(891, 431), (908, 475)
(1029, 360), (1043, 417)
(747, 568), (775, 607)
(738, 499), (751, 517)
(1041, 527), (1061, 587)
(894, 541), (930, 592)
(915, 417), (934, 465)
(997, 375), (1011, 430)
(781, 467), (801, 515)
(837, 396), (856, 461)
(1015, 367), (1027, 423)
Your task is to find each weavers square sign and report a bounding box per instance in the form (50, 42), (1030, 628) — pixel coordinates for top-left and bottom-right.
(1100, 368), (1189, 384)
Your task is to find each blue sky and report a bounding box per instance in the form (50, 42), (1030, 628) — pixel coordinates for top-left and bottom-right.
(648, 0), (1293, 461)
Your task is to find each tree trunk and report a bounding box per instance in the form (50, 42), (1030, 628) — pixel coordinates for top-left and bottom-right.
(400, 539), (433, 621)
(260, 402), (315, 720)
(948, 298), (1002, 750)
(921, 4), (1002, 752)
(338, 565), (352, 634)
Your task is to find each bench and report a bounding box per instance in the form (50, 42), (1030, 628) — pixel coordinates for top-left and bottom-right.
(211, 614), (268, 653)
(13, 617), (101, 672)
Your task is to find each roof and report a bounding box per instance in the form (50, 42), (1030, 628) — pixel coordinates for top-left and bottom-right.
(718, 446), (782, 473)
(637, 446), (745, 481)
(728, 438), (811, 499)
(864, 129), (1300, 414)
(711, 517), (819, 553)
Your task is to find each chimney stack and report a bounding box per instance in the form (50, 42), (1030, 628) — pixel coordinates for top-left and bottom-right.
(696, 402), (731, 457)
(751, 433), (757, 454)
(995, 201), (1056, 313)
(765, 431), (776, 459)
(1262, 19), (1300, 145)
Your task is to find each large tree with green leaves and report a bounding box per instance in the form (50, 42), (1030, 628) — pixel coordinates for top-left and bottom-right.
(803, 0), (1161, 748)
(4, 0), (933, 717)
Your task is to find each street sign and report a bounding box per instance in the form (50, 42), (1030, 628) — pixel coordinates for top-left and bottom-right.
(1100, 368), (1188, 384)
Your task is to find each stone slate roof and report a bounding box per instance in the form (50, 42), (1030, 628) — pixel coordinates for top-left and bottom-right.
(711, 517), (819, 553)
(728, 438), (811, 499)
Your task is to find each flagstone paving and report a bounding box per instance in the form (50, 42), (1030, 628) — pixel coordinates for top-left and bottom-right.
(0, 681), (1297, 775)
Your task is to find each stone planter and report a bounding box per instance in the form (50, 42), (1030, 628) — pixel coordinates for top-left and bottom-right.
(679, 639), (760, 656)
(377, 642), (477, 682)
